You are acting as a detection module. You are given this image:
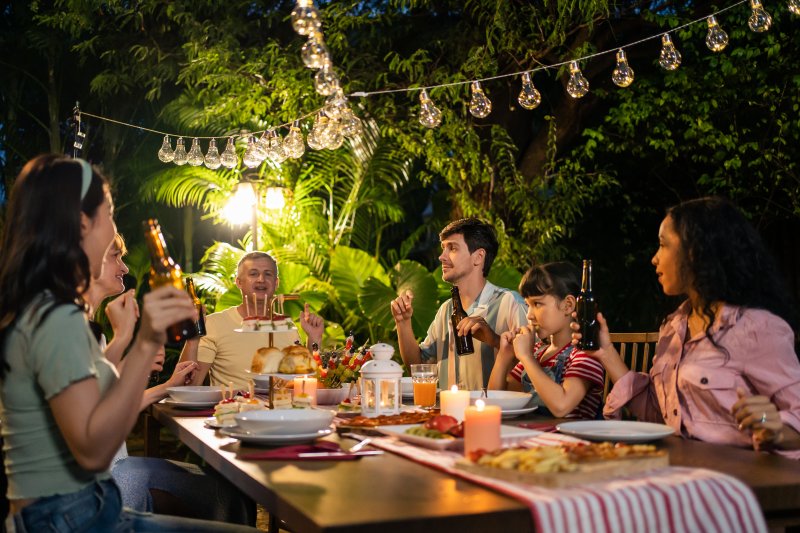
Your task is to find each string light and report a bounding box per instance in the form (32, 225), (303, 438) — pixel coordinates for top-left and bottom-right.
(611, 49), (635, 87)
(220, 137), (238, 169)
(204, 139), (221, 169)
(291, 0), (321, 36)
(157, 135), (174, 163)
(469, 81), (492, 118)
(418, 88), (442, 128)
(748, 0), (772, 31)
(706, 16), (729, 52)
(659, 34), (682, 70)
(173, 138), (188, 165)
(518, 72), (541, 110)
(789, 0), (800, 15)
(566, 61), (590, 98)
(187, 138), (205, 166)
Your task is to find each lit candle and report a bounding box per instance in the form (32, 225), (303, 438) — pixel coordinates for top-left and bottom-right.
(293, 376), (318, 406)
(464, 399), (501, 457)
(440, 385), (470, 422)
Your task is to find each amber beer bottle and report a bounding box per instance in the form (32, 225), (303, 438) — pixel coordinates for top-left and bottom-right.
(576, 259), (600, 350)
(186, 277), (206, 337)
(143, 219), (198, 343)
(450, 286), (474, 355)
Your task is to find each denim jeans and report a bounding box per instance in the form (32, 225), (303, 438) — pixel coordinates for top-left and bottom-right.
(10, 479), (259, 532)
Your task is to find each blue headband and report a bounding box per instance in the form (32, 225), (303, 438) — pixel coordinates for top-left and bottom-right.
(75, 159), (92, 200)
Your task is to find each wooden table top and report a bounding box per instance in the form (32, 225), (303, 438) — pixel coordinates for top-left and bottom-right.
(149, 405), (800, 532)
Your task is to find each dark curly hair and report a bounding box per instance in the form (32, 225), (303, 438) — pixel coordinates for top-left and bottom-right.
(518, 261), (580, 300)
(439, 218), (498, 277)
(0, 154), (108, 378)
(668, 197), (798, 344)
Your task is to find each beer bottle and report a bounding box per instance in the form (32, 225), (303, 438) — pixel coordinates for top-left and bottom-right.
(142, 219), (198, 343)
(576, 259), (600, 350)
(450, 286), (474, 355)
(186, 277), (206, 337)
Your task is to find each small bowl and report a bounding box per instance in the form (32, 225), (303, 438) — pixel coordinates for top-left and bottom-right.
(234, 409), (335, 435)
(469, 390), (532, 410)
(400, 377), (413, 396)
(315, 387), (351, 405)
(166, 386), (223, 403)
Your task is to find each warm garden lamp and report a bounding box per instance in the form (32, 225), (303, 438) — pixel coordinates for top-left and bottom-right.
(360, 343), (402, 418)
(223, 181), (257, 226)
(264, 186), (286, 210)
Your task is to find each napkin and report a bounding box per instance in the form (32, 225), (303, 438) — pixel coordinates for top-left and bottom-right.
(516, 422), (557, 432)
(166, 408), (215, 417)
(240, 441), (367, 461)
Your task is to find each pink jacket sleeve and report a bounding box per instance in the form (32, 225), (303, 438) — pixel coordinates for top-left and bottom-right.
(603, 370), (665, 423)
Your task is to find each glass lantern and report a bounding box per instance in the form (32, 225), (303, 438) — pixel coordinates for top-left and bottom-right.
(360, 343), (402, 418)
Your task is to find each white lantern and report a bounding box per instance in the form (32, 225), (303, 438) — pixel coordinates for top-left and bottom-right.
(359, 343), (402, 418)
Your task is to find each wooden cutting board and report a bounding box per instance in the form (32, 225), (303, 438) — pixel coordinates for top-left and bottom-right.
(455, 453), (669, 488)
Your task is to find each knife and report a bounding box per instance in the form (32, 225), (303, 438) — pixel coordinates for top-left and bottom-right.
(297, 450), (384, 458)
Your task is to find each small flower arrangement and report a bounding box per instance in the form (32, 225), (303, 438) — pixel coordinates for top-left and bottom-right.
(314, 333), (372, 389)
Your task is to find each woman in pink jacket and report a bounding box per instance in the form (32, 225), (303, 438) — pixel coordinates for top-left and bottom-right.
(583, 197), (800, 457)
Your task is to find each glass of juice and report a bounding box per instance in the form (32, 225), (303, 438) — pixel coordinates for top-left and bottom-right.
(410, 364), (438, 407)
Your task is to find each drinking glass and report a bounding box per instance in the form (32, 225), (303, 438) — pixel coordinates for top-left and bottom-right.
(410, 364), (438, 407)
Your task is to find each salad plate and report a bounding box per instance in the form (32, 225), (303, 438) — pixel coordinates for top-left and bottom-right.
(377, 424), (541, 451)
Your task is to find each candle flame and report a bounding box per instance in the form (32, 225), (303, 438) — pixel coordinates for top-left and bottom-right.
(476, 399), (485, 411)
(450, 385), (458, 392)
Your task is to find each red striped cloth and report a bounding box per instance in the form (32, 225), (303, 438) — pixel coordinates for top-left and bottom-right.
(367, 432), (767, 533)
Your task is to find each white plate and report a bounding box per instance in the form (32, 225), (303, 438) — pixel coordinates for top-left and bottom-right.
(219, 427), (333, 445)
(556, 420), (676, 443)
(204, 417), (237, 429)
(161, 398), (217, 408)
(501, 405), (539, 419)
(244, 370), (306, 380)
(377, 424), (541, 451)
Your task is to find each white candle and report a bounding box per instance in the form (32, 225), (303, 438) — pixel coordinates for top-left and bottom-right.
(293, 376), (318, 406)
(440, 385), (470, 422)
(464, 399), (501, 457)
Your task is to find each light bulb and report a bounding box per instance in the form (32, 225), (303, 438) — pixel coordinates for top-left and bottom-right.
(220, 137), (238, 169)
(314, 63), (340, 96)
(243, 137), (261, 168)
(340, 110), (364, 137)
(266, 132), (287, 164)
(566, 61), (589, 98)
(307, 128), (325, 150)
(264, 186), (286, 210)
(789, 0), (800, 16)
(254, 132), (269, 160)
(204, 139), (221, 170)
(157, 135), (174, 163)
(187, 138), (204, 166)
(172, 137), (188, 165)
(283, 124), (305, 159)
(705, 16), (729, 52)
(748, 0), (772, 32)
(611, 49), (634, 88)
(291, 2), (321, 36)
(323, 91), (348, 120)
(418, 89), (442, 128)
(659, 34), (682, 71)
(301, 35), (328, 69)
(517, 72), (541, 110)
(469, 81), (492, 118)
(325, 128), (344, 150)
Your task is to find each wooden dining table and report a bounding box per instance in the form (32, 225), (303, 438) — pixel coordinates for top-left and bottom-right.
(146, 404), (800, 532)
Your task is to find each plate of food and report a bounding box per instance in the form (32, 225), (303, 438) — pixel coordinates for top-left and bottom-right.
(556, 421), (675, 443)
(336, 409), (436, 430)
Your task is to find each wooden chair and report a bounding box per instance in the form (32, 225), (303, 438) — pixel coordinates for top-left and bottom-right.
(603, 332), (660, 400)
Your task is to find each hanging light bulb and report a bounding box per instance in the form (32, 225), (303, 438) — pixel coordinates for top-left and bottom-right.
(314, 62), (340, 96)
(517, 72), (541, 110)
(705, 16), (729, 52)
(157, 135), (174, 163)
(220, 137), (238, 169)
(291, 1), (321, 36)
(340, 110), (364, 137)
(323, 91), (348, 120)
(611, 49), (635, 88)
(469, 81), (492, 118)
(325, 128), (344, 150)
(283, 123), (306, 159)
(204, 139), (221, 170)
(789, 0), (800, 16)
(172, 137), (188, 165)
(418, 88), (442, 128)
(748, 0), (772, 32)
(659, 34), (682, 71)
(187, 138), (204, 166)
(301, 33), (328, 69)
(243, 137), (262, 168)
(255, 132), (269, 160)
(266, 131), (287, 164)
(307, 114), (326, 150)
(566, 61), (589, 98)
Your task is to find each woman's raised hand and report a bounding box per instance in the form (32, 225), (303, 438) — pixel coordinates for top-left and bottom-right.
(137, 286), (197, 347)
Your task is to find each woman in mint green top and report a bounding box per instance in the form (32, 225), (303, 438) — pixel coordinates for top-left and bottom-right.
(0, 155), (257, 532)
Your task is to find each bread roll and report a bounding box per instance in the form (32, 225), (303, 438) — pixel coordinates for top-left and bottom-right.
(278, 344), (317, 374)
(250, 346), (284, 374)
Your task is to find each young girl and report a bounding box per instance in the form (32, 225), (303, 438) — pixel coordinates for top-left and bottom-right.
(488, 262), (605, 419)
(0, 155), (257, 531)
(581, 197), (800, 457)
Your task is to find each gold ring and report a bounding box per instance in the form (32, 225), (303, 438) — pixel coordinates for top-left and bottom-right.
(760, 412), (768, 424)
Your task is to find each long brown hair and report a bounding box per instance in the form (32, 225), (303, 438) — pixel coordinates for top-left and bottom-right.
(0, 155), (107, 377)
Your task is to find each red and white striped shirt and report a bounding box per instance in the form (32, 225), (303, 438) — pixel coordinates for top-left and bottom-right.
(510, 342), (605, 419)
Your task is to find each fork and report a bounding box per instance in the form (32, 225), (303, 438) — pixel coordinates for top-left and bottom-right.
(349, 438), (373, 453)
